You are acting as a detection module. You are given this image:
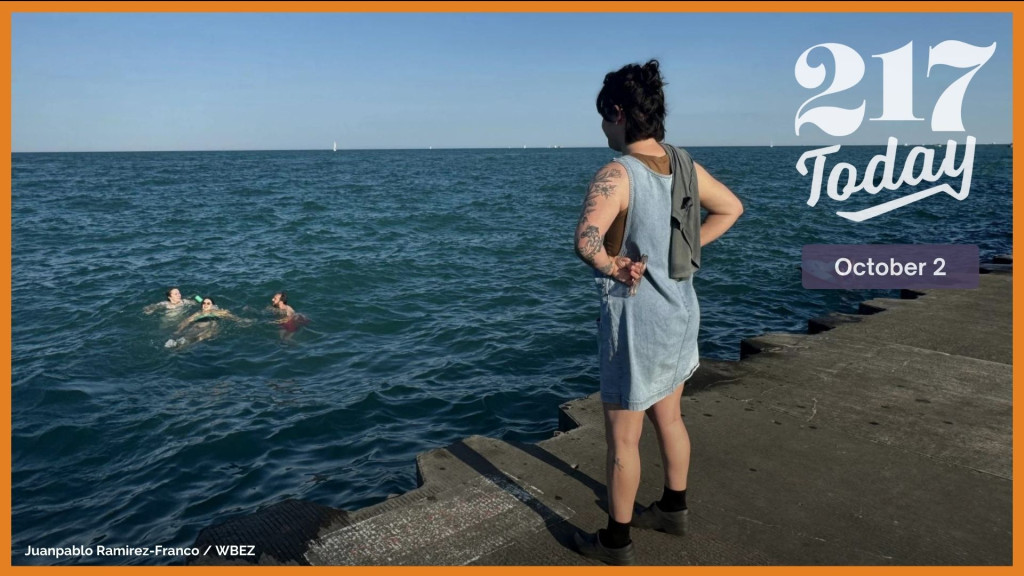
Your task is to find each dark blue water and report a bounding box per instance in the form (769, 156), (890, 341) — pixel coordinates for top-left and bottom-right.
(11, 145), (1012, 564)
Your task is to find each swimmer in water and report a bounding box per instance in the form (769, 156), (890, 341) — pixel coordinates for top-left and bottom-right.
(270, 292), (295, 319)
(144, 287), (193, 315)
(165, 297), (243, 348)
(270, 291), (307, 336)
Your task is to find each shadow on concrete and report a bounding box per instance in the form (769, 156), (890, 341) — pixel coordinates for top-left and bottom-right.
(506, 439), (609, 513)
(445, 439), (585, 557)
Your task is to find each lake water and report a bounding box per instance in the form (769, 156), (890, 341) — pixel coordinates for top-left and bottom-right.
(11, 144), (1012, 564)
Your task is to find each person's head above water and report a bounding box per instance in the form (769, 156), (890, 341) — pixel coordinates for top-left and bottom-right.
(166, 287), (182, 304)
(596, 59), (667, 151)
(271, 292), (288, 307)
(201, 298), (215, 311)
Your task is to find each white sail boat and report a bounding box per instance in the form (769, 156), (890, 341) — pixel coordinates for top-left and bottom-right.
(333, 141), (337, 152)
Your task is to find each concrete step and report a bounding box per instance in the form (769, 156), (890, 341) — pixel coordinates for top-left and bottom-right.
(191, 266), (1013, 566)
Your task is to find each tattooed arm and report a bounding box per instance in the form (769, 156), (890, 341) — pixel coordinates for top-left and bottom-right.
(574, 162), (643, 285)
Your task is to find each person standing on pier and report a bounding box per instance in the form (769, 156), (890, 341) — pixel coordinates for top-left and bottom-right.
(572, 59), (743, 565)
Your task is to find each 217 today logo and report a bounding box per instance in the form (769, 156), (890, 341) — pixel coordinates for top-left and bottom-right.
(794, 41), (996, 221)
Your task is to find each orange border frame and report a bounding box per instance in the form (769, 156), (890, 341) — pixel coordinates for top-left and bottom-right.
(2, 2), (1019, 574)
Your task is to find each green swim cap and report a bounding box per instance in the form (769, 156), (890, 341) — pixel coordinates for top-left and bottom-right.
(194, 295), (203, 303)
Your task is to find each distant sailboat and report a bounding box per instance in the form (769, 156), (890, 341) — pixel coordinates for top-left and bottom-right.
(333, 141), (337, 152)
(770, 139), (773, 148)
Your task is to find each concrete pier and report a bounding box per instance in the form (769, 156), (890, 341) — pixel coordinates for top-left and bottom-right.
(192, 266), (1012, 566)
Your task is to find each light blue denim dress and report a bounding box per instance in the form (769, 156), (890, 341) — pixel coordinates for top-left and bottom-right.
(596, 154), (700, 411)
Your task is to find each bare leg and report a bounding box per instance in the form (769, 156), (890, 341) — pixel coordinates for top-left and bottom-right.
(603, 403), (646, 523)
(645, 382), (690, 491)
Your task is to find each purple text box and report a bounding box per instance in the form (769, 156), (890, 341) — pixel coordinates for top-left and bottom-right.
(802, 244), (979, 289)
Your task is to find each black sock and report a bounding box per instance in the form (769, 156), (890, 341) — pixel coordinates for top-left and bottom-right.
(598, 516), (631, 548)
(657, 487), (687, 512)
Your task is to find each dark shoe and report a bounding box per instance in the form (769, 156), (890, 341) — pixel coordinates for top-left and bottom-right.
(573, 531), (636, 565)
(631, 504), (688, 536)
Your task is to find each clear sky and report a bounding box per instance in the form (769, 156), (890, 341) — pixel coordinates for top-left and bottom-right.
(11, 11), (1013, 152)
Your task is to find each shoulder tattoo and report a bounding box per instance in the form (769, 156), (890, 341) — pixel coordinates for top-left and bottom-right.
(587, 166), (622, 199)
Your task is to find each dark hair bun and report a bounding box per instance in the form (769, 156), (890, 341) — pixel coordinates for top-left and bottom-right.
(640, 60), (663, 91)
(596, 59), (668, 143)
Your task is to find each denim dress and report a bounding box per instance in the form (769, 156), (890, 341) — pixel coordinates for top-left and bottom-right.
(596, 154), (700, 411)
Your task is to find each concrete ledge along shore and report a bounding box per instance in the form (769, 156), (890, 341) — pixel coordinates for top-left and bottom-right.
(192, 260), (1012, 566)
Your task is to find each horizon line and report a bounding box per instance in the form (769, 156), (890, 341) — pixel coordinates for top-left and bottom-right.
(12, 142), (1013, 154)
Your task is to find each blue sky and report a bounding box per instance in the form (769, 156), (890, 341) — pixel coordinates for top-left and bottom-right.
(11, 12), (1013, 152)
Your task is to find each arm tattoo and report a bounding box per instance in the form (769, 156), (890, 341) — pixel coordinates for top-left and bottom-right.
(588, 167), (621, 199)
(573, 165), (621, 275)
(576, 197), (596, 229)
(576, 165), (620, 228)
(578, 225), (603, 260)
(577, 225), (613, 275)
